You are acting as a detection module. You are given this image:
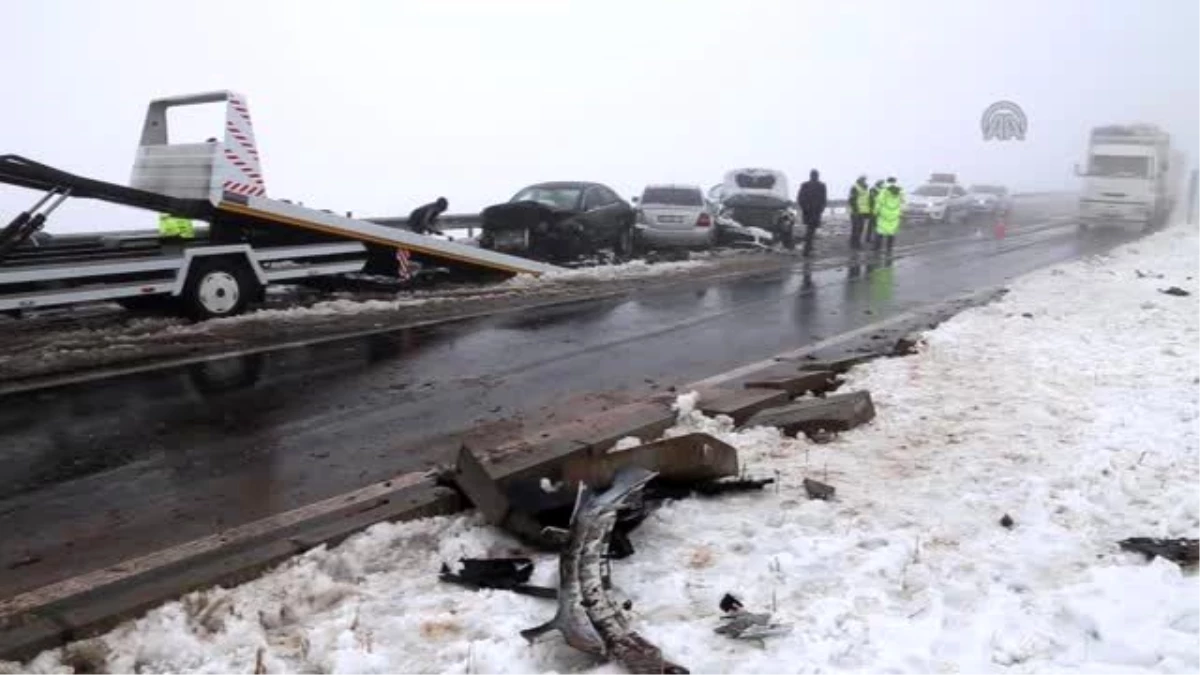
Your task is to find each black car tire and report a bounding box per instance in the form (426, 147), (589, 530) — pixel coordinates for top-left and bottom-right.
(614, 224), (636, 259)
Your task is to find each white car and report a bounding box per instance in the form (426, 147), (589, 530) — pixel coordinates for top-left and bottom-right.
(904, 183), (970, 224)
(633, 184), (717, 249)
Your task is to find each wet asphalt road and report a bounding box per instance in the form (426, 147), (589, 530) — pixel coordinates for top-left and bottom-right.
(0, 199), (1145, 597)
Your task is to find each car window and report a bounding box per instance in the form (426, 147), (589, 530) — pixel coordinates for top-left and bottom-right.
(600, 187), (622, 205)
(953, 186), (967, 196)
(641, 187), (703, 206)
(511, 186), (583, 210)
(583, 188), (608, 210)
(734, 173), (777, 190)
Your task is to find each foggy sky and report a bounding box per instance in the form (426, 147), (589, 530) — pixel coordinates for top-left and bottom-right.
(2, 0), (1197, 232)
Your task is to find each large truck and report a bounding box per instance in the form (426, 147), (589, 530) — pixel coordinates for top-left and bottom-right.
(0, 92), (557, 319)
(1077, 124), (1185, 230)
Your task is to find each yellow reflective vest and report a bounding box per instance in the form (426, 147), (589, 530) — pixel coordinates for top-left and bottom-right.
(158, 214), (196, 239)
(851, 183), (871, 215)
(874, 187), (904, 235)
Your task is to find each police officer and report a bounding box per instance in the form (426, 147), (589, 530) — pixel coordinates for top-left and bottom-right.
(865, 179), (885, 246)
(847, 175), (871, 250)
(873, 177), (904, 256)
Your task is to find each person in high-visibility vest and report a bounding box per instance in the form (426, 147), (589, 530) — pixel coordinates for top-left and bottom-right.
(872, 177), (904, 256)
(847, 175), (871, 250)
(865, 179), (885, 246)
(158, 214), (196, 239)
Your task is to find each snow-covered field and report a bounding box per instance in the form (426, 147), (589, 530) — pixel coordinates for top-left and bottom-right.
(10, 222), (1198, 673)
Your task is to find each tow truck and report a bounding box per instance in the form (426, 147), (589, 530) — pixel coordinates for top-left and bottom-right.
(0, 91), (558, 319)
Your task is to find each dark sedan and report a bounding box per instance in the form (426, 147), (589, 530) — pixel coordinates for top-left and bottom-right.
(479, 182), (637, 262)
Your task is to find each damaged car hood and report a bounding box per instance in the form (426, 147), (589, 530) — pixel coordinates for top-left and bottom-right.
(481, 200), (580, 231)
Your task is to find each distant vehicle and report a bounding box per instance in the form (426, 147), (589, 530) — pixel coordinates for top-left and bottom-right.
(479, 182), (637, 262)
(1077, 124), (1184, 230)
(712, 168), (797, 248)
(966, 184), (1013, 217)
(904, 182), (970, 224)
(633, 184), (716, 249)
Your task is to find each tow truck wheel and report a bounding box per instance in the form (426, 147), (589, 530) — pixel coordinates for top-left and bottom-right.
(183, 258), (255, 320)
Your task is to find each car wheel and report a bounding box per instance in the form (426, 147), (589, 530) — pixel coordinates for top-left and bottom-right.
(182, 258), (256, 320)
(615, 225), (636, 260)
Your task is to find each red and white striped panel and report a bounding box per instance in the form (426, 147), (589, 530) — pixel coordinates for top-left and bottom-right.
(221, 94), (267, 197)
(222, 180), (266, 197)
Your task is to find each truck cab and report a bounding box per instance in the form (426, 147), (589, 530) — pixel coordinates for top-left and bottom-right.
(1078, 124), (1178, 230)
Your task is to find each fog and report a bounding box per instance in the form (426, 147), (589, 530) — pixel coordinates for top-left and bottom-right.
(2, 0), (1197, 231)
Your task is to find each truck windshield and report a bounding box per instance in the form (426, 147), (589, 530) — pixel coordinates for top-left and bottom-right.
(1088, 155), (1150, 178)
(641, 187), (703, 206)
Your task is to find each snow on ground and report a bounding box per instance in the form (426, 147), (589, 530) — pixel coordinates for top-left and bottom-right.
(11, 223), (1198, 674)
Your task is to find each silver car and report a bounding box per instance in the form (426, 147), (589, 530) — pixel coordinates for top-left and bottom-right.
(904, 183), (970, 224)
(633, 184), (717, 249)
(966, 184), (1013, 217)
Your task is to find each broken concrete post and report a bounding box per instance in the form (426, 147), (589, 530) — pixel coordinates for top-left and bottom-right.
(744, 369), (839, 397)
(561, 433), (738, 490)
(795, 354), (876, 374)
(740, 391), (876, 438)
(697, 388), (789, 425)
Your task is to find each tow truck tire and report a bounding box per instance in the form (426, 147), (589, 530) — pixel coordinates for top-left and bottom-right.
(182, 258), (255, 320)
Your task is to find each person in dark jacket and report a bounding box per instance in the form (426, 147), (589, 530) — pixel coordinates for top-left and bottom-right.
(408, 197), (449, 235)
(797, 169), (827, 256)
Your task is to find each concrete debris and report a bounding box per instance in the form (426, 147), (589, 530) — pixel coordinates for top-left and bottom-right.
(891, 333), (922, 356)
(796, 354), (876, 373)
(744, 368), (839, 397)
(1119, 537), (1198, 566)
(741, 391), (876, 438)
(561, 432), (739, 489)
(697, 387), (789, 425)
(802, 477), (835, 501)
(999, 513), (1015, 529)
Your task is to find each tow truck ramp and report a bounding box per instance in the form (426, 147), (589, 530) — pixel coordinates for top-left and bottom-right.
(0, 90), (557, 318)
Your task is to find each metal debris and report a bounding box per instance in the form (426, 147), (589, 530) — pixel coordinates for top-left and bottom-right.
(438, 557), (557, 599)
(1119, 537), (1199, 566)
(522, 467), (688, 673)
(714, 593), (792, 641)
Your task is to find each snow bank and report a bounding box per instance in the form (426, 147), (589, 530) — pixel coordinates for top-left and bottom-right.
(207, 298), (430, 326)
(12, 224), (1198, 674)
(502, 257), (714, 289)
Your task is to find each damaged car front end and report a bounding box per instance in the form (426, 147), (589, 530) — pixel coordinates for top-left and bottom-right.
(480, 182), (636, 263)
